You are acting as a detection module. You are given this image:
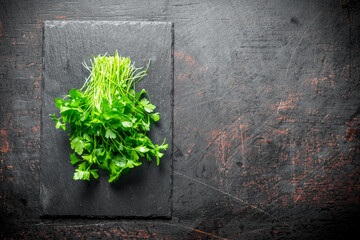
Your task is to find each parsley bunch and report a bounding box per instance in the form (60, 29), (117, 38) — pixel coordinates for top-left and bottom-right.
(50, 51), (168, 182)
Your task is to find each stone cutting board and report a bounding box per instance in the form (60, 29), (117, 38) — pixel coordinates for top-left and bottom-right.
(41, 21), (173, 217)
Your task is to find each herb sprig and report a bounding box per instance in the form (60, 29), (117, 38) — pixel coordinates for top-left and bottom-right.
(51, 51), (168, 182)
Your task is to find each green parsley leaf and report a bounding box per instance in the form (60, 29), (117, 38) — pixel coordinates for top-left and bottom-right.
(105, 128), (116, 139)
(70, 137), (86, 155)
(70, 153), (81, 165)
(73, 169), (90, 181)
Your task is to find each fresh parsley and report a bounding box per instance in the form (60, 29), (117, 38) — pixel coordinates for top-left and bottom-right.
(50, 51), (168, 182)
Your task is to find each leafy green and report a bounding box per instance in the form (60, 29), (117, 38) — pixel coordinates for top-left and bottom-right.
(50, 51), (168, 182)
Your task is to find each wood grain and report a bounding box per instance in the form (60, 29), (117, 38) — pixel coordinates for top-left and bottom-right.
(0, 0), (359, 239)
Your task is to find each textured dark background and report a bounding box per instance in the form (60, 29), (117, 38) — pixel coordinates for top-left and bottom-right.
(0, 0), (359, 239)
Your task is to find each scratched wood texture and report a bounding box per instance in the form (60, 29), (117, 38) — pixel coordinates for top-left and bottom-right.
(0, 0), (359, 239)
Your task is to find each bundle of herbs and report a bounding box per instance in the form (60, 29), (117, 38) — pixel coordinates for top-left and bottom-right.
(50, 51), (168, 182)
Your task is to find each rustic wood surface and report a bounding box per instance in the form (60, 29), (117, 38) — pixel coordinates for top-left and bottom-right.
(1, 0), (359, 239)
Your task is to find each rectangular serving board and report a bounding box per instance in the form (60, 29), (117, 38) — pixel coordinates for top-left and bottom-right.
(41, 21), (173, 217)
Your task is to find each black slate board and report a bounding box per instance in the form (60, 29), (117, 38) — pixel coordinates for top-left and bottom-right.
(41, 21), (173, 217)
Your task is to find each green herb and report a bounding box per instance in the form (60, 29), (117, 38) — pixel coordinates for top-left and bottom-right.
(50, 51), (168, 182)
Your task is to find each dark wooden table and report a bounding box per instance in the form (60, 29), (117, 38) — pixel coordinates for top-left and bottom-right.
(1, 1), (359, 239)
